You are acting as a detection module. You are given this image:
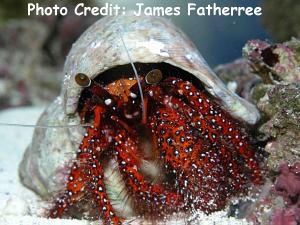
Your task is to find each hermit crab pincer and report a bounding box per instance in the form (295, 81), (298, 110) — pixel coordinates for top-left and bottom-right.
(19, 14), (264, 224)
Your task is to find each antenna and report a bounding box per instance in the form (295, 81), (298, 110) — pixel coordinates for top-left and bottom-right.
(117, 27), (145, 121)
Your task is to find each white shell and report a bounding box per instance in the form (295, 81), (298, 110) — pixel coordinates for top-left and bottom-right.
(63, 14), (260, 124)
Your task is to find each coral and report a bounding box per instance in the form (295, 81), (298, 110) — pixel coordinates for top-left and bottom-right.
(242, 39), (300, 83)
(257, 83), (300, 171)
(213, 38), (300, 225)
(243, 39), (300, 172)
(274, 162), (300, 206)
(270, 162), (300, 225)
(244, 39), (300, 225)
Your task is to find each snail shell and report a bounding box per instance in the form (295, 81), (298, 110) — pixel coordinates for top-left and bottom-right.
(19, 14), (260, 202)
(63, 14), (259, 123)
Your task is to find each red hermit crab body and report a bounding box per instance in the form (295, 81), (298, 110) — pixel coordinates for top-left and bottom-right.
(19, 14), (264, 224)
(49, 64), (263, 224)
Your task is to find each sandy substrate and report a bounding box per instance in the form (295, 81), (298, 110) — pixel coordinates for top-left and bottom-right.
(0, 107), (251, 225)
(0, 107), (85, 225)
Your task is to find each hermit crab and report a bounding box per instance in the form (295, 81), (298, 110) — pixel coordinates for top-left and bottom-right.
(19, 14), (264, 224)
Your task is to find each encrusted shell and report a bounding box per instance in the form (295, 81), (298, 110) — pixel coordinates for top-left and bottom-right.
(19, 14), (260, 198)
(63, 14), (259, 123)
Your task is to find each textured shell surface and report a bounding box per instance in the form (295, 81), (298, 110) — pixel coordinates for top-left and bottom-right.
(19, 13), (260, 205)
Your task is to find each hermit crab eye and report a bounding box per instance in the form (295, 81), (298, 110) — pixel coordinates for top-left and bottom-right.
(75, 73), (91, 87)
(145, 69), (163, 85)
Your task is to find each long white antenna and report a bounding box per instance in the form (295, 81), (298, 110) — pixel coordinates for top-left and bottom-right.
(117, 27), (145, 119)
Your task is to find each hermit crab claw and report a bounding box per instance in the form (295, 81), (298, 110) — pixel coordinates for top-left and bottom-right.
(19, 13), (261, 221)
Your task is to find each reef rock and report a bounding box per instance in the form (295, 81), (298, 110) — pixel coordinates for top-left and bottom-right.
(243, 39), (300, 172)
(215, 38), (300, 225)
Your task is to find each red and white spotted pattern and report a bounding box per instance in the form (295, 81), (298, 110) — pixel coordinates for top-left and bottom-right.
(49, 76), (264, 224)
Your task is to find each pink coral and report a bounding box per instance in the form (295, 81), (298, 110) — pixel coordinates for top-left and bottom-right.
(271, 162), (300, 225)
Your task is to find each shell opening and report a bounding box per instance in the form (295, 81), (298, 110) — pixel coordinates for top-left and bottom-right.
(89, 63), (206, 88)
(77, 62), (210, 123)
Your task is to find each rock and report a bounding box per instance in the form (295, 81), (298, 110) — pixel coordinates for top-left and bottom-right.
(257, 83), (300, 171)
(243, 39), (300, 172)
(214, 59), (261, 101)
(213, 38), (300, 224)
(243, 39), (300, 225)
(242, 39), (300, 83)
(270, 162), (300, 225)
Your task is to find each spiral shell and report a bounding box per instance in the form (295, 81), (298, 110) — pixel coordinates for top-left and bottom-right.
(63, 14), (259, 123)
(19, 14), (260, 200)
